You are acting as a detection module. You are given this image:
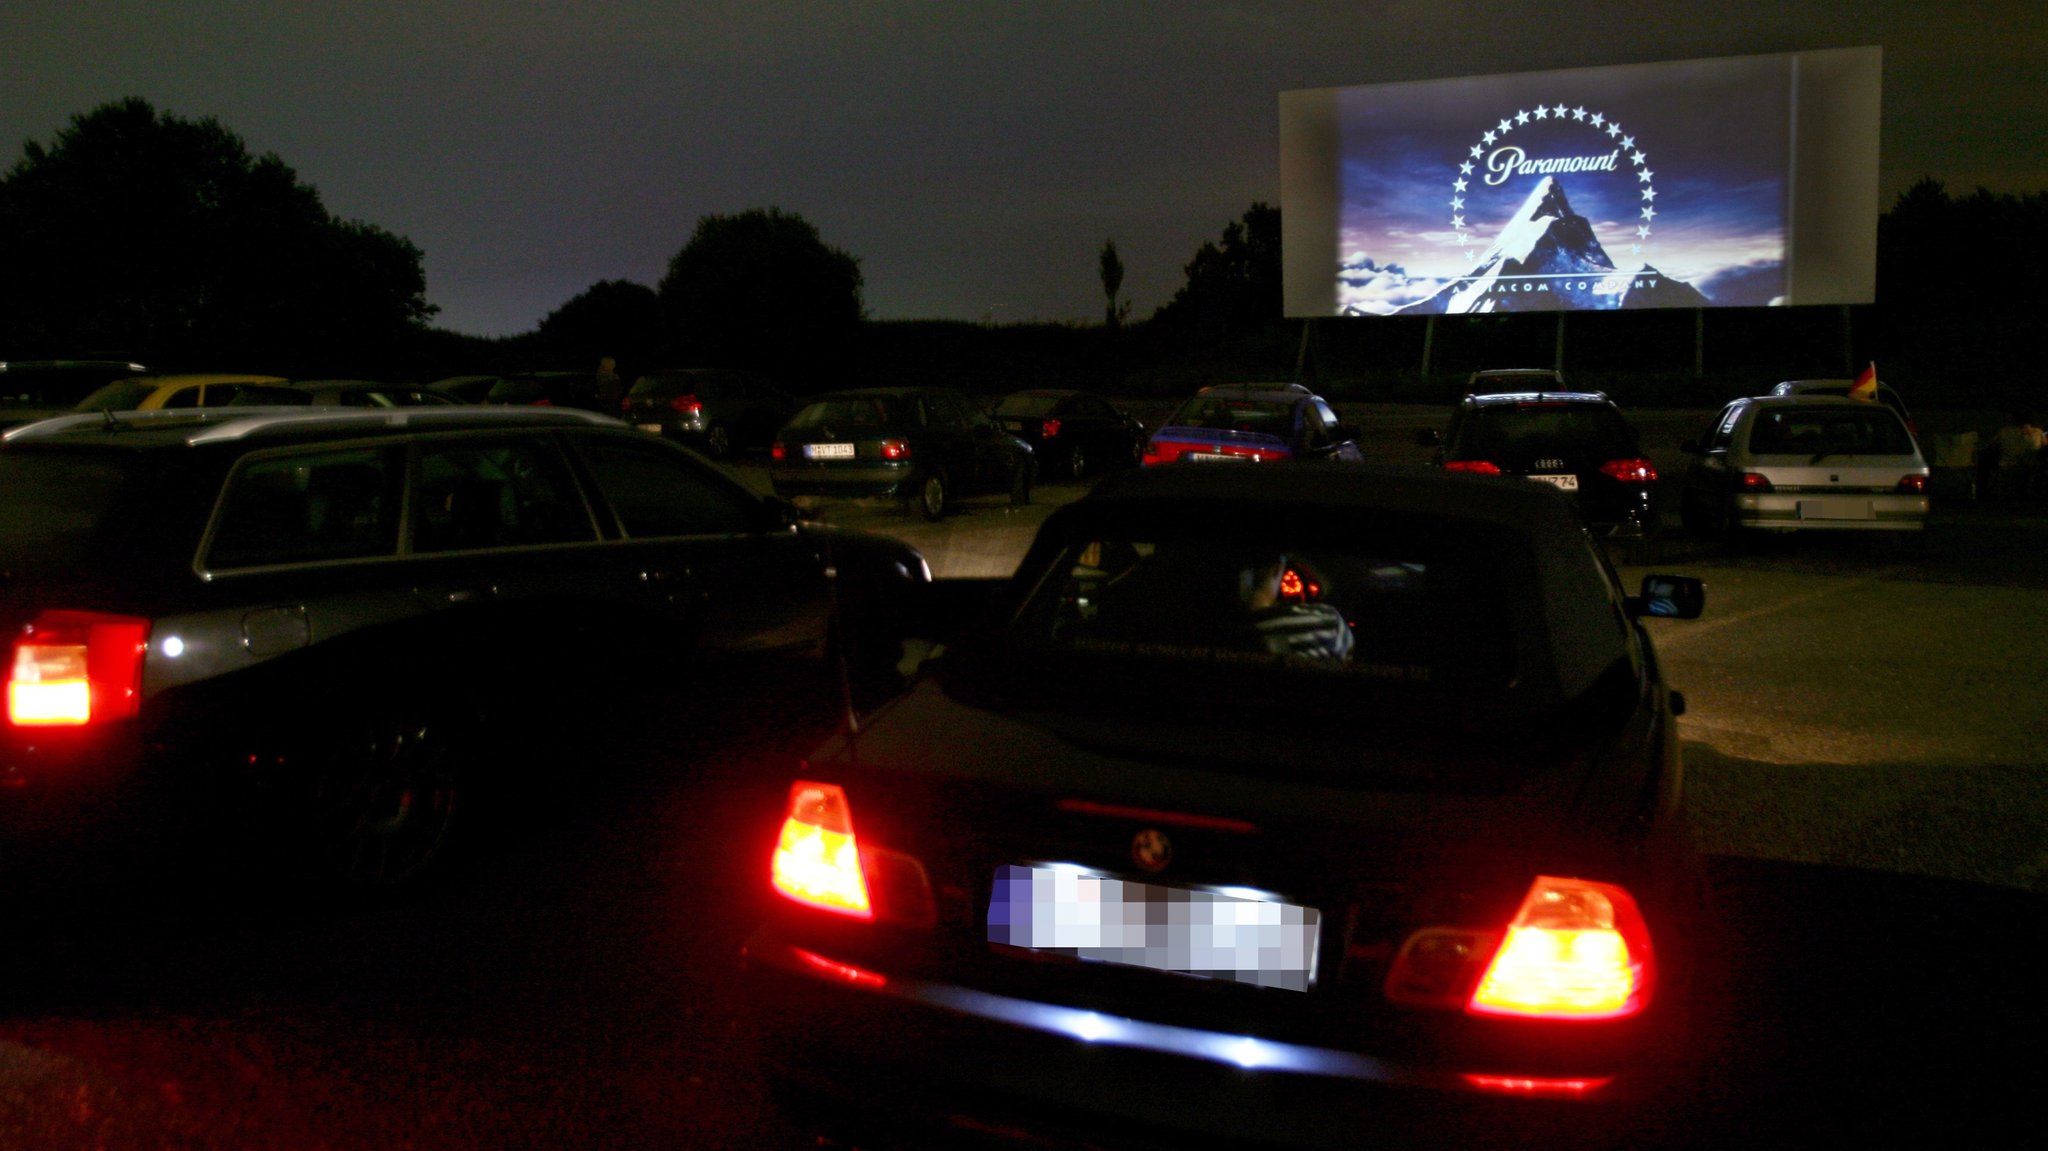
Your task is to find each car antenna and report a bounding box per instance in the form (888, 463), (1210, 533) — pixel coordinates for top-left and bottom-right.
(824, 538), (863, 741)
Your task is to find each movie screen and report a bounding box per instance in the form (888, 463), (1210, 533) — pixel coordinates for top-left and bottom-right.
(1280, 48), (1880, 318)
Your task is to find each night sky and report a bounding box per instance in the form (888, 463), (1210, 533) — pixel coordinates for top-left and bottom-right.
(5, 1), (2043, 337)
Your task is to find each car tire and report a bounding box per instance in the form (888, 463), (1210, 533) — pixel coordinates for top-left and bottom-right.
(915, 469), (949, 521)
(1009, 460), (1033, 506)
(705, 422), (732, 459)
(1064, 444), (1087, 482)
(309, 697), (469, 888)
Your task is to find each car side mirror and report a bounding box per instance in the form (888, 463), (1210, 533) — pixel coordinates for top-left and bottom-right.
(1626, 574), (1705, 620)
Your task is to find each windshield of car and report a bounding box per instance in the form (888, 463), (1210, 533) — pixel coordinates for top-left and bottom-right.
(993, 394), (1063, 418)
(999, 527), (1519, 697)
(1458, 403), (1634, 456)
(1748, 407), (1915, 456)
(72, 380), (159, 411)
(788, 396), (900, 429)
(1164, 397), (1294, 435)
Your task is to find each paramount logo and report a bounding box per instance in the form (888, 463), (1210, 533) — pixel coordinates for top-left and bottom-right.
(1484, 145), (1622, 186)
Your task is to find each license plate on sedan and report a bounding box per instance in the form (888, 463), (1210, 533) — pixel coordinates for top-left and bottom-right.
(987, 864), (1321, 991)
(1187, 451), (1248, 462)
(1530, 473), (1579, 490)
(804, 442), (857, 460)
(638, 423), (664, 434)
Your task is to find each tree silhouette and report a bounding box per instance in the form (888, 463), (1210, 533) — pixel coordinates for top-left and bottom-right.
(1098, 239), (1127, 329)
(538, 279), (661, 378)
(656, 207), (862, 382)
(1150, 203), (1282, 341)
(0, 98), (433, 373)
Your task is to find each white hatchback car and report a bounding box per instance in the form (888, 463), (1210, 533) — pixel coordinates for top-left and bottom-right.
(1679, 394), (1930, 536)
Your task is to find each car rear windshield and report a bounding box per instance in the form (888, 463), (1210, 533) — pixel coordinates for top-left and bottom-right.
(629, 373), (732, 398)
(789, 396), (900, 430)
(1460, 404), (1632, 456)
(1000, 529), (1517, 698)
(1165, 397), (1294, 436)
(1749, 407), (1915, 456)
(0, 450), (144, 577)
(994, 394), (1063, 418)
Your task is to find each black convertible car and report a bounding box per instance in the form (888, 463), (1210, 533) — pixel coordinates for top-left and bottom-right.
(744, 464), (1708, 1149)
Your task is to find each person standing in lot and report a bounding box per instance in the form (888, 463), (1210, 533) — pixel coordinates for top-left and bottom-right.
(1990, 411), (2044, 501)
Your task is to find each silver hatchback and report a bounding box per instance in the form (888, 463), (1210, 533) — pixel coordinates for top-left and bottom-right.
(1679, 394), (1929, 535)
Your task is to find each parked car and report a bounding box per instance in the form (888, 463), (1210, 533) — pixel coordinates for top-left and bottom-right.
(1142, 382), (1362, 465)
(621, 368), (796, 458)
(0, 359), (150, 431)
(771, 387), (1034, 520)
(422, 375), (503, 404)
(1, 406), (928, 895)
(482, 371), (608, 412)
(991, 387), (1147, 481)
(744, 463), (1707, 1149)
(72, 373), (300, 411)
(1769, 378), (1917, 441)
(1678, 394), (1930, 538)
(1420, 390), (1660, 538)
(292, 379), (459, 407)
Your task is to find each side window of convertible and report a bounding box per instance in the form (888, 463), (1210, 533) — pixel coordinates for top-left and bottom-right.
(574, 434), (758, 538)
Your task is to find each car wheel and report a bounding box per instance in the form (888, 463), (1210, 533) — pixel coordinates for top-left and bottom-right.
(704, 422), (732, 458)
(1064, 444), (1087, 482)
(310, 699), (468, 888)
(915, 470), (949, 521)
(1009, 460), (1033, 506)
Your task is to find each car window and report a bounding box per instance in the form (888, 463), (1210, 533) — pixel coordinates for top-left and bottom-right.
(994, 394), (1064, 418)
(1168, 397), (1295, 435)
(927, 392), (974, 431)
(1074, 396), (1120, 421)
(1460, 404), (1631, 456)
(73, 381), (160, 411)
(413, 438), (593, 553)
(1747, 407), (1915, 456)
(206, 446), (405, 569)
(1707, 404), (1743, 451)
(790, 396), (897, 429)
(573, 435), (758, 537)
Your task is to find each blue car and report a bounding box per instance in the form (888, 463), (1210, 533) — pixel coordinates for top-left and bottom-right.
(1142, 382), (1362, 465)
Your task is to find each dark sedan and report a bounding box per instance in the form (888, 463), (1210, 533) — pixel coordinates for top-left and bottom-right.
(991, 388), (1147, 482)
(1422, 390), (1660, 538)
(770, 386), (1033, 520)
(744, 464), (1707, 1149)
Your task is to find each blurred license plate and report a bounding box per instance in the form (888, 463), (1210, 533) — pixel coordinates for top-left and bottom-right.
(1799, 498), (1872, 520)
(804, 442), (857, 460)
(1530, 473), (1579, 490)
(1003, 420), (1025, 432)
(637, 423), (663, 434)
(987, 864), (1320, 991)
(1187, 451), (1247, 462)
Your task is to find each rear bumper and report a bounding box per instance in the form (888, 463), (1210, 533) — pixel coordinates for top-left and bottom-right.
(1736, 492), (1928, 530)
(771, 461), (919, 502)
(741, 932), (1683, 1150)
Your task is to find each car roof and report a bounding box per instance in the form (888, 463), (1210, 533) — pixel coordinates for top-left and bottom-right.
(3, 404), (626, 448)
(1189, 384), (1314, 403)
(1739, 393), (1903, 411)
(121, 373), (290, 388)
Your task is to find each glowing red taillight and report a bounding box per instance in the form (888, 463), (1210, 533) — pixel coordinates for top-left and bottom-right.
(1443, 460), (1502, 475)
(1896, 474), (1928, 494)
(1041, 418), (1061, 439)
(1738, 472), (1774, 493)
(770, 780), (872, 918)
(771, 441), (786, 461)
(879, 439), (912, 461)
(1467, 876), (1653, 1021)
(1600, 458), (1658, 484)
(669, 394), (702, 415)
(7, 611), (150, 727)
(1384, 875), (1654, 1022)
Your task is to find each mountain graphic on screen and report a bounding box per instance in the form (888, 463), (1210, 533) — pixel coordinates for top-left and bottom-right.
(1396, 176), (1707, 314)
